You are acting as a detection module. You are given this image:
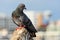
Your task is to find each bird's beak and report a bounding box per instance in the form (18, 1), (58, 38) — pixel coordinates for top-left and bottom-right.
(24, 7), (27, 9)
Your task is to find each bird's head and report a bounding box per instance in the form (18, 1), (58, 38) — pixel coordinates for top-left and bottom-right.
(18, 3), (26, 11)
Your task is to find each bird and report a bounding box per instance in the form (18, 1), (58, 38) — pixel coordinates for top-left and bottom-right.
(12, 3), (37, 37)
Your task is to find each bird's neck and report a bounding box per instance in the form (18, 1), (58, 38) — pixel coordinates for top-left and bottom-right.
(16, 8), (24, 14)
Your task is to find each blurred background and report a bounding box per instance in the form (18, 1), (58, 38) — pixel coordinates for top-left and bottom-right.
(0, 0), (60, 40)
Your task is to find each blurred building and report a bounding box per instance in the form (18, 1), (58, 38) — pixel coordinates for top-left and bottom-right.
(35, 12), (43, 31)
(0, 17), (17, 31)
(46, 21), (56, 31)
(0, 16), (17, 40)
(56, 20), (60, 31)
(43, 10), (52, 20)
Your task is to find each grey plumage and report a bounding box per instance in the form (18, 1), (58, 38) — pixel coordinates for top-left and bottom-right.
(12, 4), (37, 35)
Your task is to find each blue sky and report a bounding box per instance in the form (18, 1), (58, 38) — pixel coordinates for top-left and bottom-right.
(0, 0), (60, 21)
